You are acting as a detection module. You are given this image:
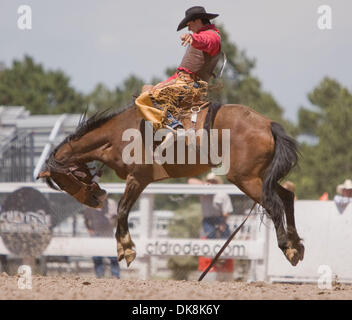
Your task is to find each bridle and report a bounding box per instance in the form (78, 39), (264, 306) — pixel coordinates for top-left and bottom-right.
(46, 157), (106, 208)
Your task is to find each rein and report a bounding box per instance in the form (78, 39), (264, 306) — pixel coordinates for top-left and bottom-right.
(198, 202), (257, 281)
(46, 156), (107, 208)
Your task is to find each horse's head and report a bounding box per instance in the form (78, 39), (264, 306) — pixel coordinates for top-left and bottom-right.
(38, 152), (107, 209)
(36, 109), (121, 208)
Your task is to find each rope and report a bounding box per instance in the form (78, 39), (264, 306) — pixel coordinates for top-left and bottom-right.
(198, 202), (257, 281)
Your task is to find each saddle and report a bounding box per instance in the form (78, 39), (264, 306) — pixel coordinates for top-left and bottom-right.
(140, 102), (222, 149)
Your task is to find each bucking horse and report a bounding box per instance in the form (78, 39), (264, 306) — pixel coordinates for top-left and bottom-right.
(38, 102), (304, 267)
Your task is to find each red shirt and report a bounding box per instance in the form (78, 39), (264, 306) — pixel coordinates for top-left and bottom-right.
(166, 24), (221, 82)
(191, 24), (221, 56)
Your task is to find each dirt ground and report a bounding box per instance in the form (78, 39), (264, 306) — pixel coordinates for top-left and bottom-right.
(0, 272), (352, 300)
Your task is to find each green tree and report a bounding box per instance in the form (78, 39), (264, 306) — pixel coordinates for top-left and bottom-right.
(207, 25), (297, 135)
(0, 55), (84, 114)
(291, 77), (352, 199)
(86, 75), (145, 114)
(115, 75), (145, 108)
(85, 82), (117, 113)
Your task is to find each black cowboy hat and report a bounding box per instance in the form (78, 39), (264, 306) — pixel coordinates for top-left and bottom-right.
(177, 6), (219, 31)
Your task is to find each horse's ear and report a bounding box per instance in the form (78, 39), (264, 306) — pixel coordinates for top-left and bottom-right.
(37, 171), (51, 179)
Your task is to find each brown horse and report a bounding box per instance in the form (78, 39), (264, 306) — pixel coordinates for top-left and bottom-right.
(38, 103), (304, 267)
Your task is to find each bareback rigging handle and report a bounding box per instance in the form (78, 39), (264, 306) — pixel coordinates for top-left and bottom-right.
(217, 52), (227, 78)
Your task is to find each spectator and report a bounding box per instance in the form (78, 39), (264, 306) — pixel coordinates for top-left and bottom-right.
(188, 172), (233, 239)
(334, 179), (352, 214)
(83, 198), (120, 279)
(188, 172), (234, 281)
(319, 192), (329, 201)
(337, 179), (352, 198)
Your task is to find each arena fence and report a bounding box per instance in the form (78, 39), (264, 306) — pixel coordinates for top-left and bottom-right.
(266, 200), (352, 284)
(1, 183), (351, 283)
(0, 182), (268, 281)
(0, 132), (34, 182)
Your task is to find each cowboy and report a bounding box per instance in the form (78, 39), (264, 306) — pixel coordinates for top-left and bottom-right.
(136, 6), (222, 151)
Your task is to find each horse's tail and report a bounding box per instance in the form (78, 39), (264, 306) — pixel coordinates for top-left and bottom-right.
(262, 122), (299, 225)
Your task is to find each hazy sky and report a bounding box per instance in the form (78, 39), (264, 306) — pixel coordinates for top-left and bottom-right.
(1, 0), (351, 122)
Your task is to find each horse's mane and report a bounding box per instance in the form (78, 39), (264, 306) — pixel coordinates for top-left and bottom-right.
(43, 104), (135, 189)
(73, 105), (135, 142)
(54, 104), (134, 153)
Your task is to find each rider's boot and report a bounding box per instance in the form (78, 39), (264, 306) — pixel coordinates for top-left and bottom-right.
(154, 126), (185, 164)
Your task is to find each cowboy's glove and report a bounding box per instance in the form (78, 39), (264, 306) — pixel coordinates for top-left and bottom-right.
(181, 33), (193, 46)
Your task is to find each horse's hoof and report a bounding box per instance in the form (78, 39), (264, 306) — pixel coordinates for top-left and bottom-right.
(298, 243), (305, 261)
(125, 249), (136, 267)
(117, 248), (125, 262)
(285, 248), (300, 266)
